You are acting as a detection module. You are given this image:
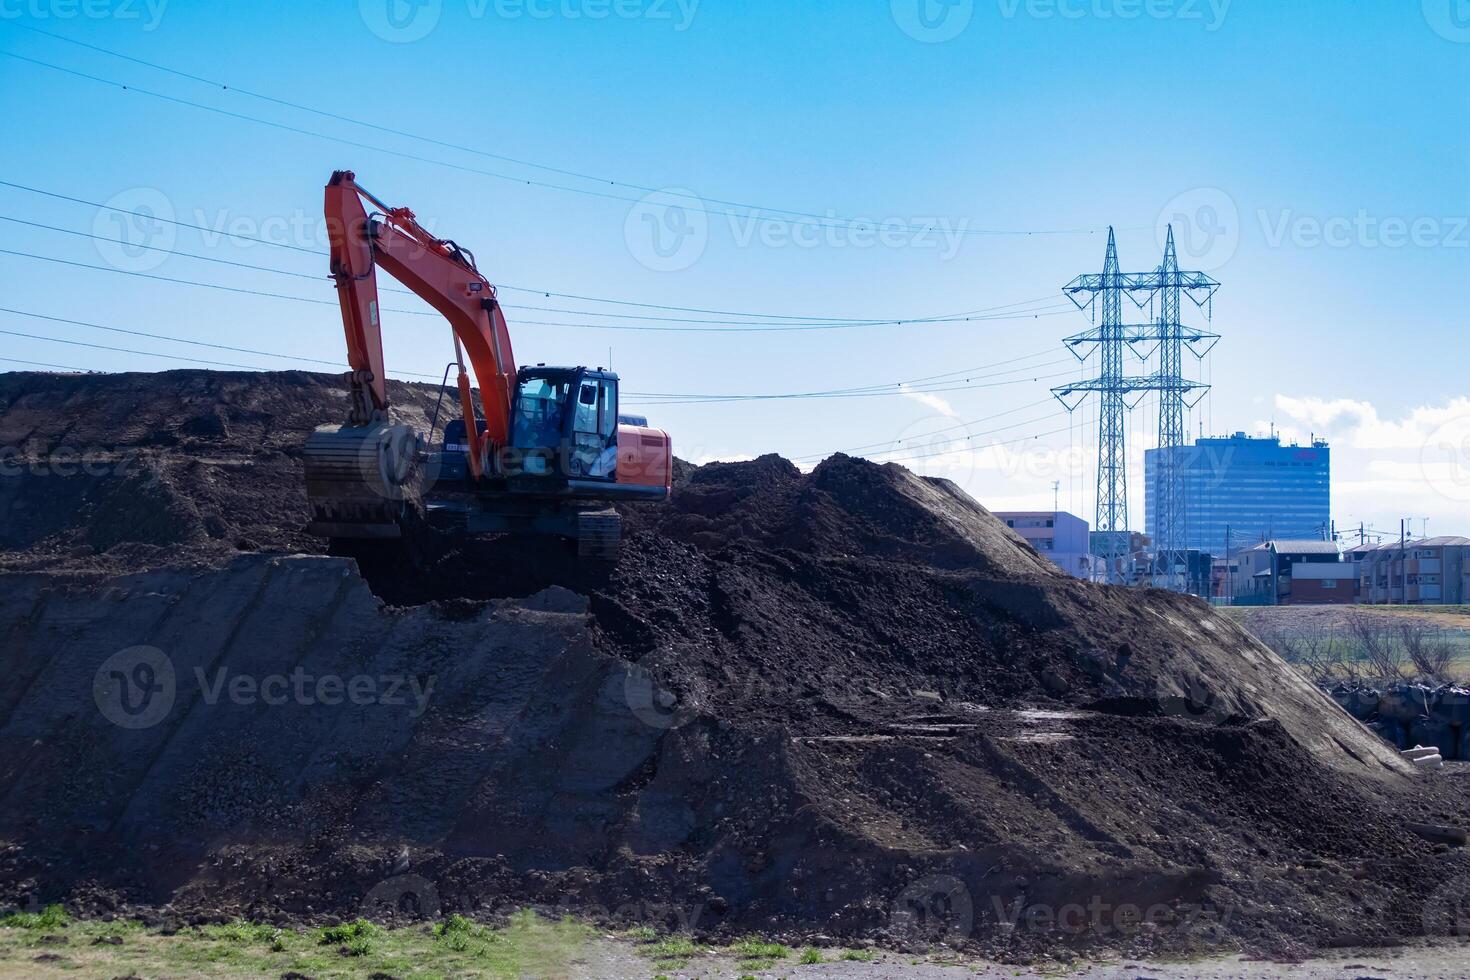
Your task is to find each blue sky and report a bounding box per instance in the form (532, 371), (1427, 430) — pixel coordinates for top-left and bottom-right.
(1, 0), (1467, 541)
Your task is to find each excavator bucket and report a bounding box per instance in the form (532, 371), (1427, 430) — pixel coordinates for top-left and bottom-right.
(303, 423), (424, 539)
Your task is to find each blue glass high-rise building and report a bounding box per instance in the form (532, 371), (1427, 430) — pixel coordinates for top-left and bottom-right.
(1144, 434), (1330, 557)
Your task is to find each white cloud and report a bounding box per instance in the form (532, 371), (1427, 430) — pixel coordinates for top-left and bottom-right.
(898, 386), (958, 418)
(1271, 394), (1470, 451)
(1262, 394), (1470, 530)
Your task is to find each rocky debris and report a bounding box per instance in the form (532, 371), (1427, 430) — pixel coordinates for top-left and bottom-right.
(1328, 681), (1470, 759)
(0, 369), (1466, 960)
(1405, 822), (1467, 845)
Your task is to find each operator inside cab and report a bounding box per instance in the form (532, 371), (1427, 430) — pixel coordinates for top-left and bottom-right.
(512, 376), (570, 449)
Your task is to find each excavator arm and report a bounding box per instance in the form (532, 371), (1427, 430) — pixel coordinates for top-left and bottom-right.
(325, 170), (516, 475)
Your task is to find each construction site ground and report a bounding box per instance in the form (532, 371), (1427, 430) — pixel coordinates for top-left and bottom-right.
(6, 914), (1470, 979)
(3, 369), (1470, 972)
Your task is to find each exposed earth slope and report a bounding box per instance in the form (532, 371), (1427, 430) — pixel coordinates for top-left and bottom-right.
(1, 369), (1463, 960)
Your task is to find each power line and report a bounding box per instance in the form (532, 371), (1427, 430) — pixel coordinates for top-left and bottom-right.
(4, 52), (695, 219)
(0, 326), (274, 370)
(0, 333), (1079, 469)
(861, 412), (1069, 461)
(0, 305), (1074, 403)
(790, 397), (1060, 461)
(846, 419), (1076, 468)
(507, 310), (1071, 333)
(627, 374), (1073, 405)
(0, 178), (1069, 326)
(626, 348), (1061, 399)
(0, 213), (331, 282)
(0, 355), (95, 372)
(627, 364), (1075, 405)
(506, 298), (1072, 327)
(3, 322), (1070, 405)
(504, 286), (1063, 322)
(0, 245), (1071, 333)
(0, 179), (321, 253)
(4, 25), (1126, 239)
(0, 306), (437, 377)
(0, 246), (437, 317)
(0, 212), (1073, 327)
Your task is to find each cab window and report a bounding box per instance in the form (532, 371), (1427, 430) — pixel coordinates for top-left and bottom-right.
(573, 382), (599, 434)
(599, 379), (618, 438)
(512, 376), (569, 447)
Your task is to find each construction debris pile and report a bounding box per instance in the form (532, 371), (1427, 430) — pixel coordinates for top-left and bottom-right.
(2, 369), (1468, 960)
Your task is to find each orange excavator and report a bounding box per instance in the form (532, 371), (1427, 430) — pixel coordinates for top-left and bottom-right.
(303, 171), (672, 559)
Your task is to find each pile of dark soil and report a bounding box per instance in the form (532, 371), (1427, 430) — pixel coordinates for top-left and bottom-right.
(0, 370), (443, 570)
(1, 369), (1466, 962)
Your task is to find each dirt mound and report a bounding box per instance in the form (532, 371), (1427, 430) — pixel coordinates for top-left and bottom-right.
(0, 370), (442, 569)
(0, 369), (1465, 959)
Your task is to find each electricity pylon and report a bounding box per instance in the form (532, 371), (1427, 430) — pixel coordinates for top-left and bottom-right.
(1052, 227), (1219, 590)
(1125, 228), (1219, 588)
(1053, 229), (1150, 585)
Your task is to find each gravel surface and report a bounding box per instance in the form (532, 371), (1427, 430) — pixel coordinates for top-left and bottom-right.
(574, 937), (1470, 979)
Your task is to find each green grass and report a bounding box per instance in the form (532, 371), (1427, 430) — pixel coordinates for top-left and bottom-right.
(841, 947), (877, 961)
(641, 934), (706, 966)
(430, 912), (510, 954)
(316, 917), (383, 947)
(198, 919), (279, 944)
(0, 908), (589, 978)
(632, 932), (800, 971)
(731, 935), (789, 969)
(0, 905), (68, 930)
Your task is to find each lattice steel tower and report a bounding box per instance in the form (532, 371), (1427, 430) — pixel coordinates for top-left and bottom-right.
(1129, 228), (1219, 589)
(1053, 227), (1219, 589)
(1053, 230), (1145, 585)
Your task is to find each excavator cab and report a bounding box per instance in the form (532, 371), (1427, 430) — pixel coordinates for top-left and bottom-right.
(419, 365), (668, 558)
(507, 366), (619, 483)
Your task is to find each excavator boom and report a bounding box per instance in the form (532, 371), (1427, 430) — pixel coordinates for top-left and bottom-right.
(325, 170), (516, 465)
